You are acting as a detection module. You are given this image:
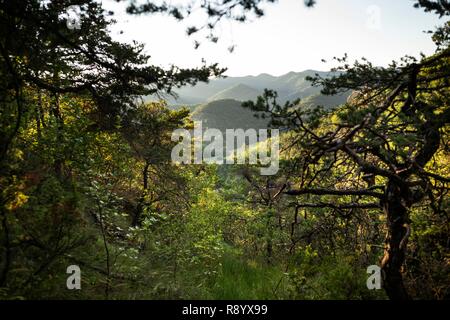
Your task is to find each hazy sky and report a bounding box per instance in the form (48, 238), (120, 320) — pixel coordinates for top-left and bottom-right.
(105, 0), (444, 77)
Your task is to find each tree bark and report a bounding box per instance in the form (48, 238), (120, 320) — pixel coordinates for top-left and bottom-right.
(0, 201), (11, 287)
(132, 162), (150, 227)
(380, 180), (411, 300)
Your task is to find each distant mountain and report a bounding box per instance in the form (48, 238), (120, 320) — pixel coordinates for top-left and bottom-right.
(144, 93), (203, 106)
(192, 99), (269, 132)
(207, 83), (261, 102)
(144, 71), (351, 127)
(146, 70), (333, 106)
(298, 92), (351, 110)
(190, 93), (349, 134)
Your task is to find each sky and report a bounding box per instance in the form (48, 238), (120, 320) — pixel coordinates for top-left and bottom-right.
(103, 0), (445, 77)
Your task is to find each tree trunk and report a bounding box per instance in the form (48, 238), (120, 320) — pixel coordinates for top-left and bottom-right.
(143, 162), (150, 190)
(0, 197), (11, 287)
(380, 180), (411, 300)
(132, 162), (150, 227)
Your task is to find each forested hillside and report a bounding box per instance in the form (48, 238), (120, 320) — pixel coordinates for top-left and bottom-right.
(0, 0), (449, 301)
(192, 99), (269, 132)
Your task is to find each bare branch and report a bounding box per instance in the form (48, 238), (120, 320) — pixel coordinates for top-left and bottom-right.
(285, 187), (383, 198)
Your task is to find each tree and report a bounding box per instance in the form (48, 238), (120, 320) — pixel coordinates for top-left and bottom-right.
(123, 101), (192, 226)
(243, 2), (449, 298)
(0, 0), (279, 295)
(0, 0), (226, 168)
(1, 0), (448, 300)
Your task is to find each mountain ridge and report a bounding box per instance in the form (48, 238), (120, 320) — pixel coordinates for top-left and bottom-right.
(146, 69), (334, 106)
(207, 83), (261, 102)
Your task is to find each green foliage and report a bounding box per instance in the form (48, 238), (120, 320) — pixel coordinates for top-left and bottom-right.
(192, 99), (269, 132)
(209, 251), (290, 300)
(288, 248), (387, 300)
(0, 0), (449, 301)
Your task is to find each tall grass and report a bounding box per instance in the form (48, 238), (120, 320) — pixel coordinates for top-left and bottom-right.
(209, 253), (291, 299)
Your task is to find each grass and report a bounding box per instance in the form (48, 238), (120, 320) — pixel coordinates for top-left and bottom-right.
(209, 252), (291, 299)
